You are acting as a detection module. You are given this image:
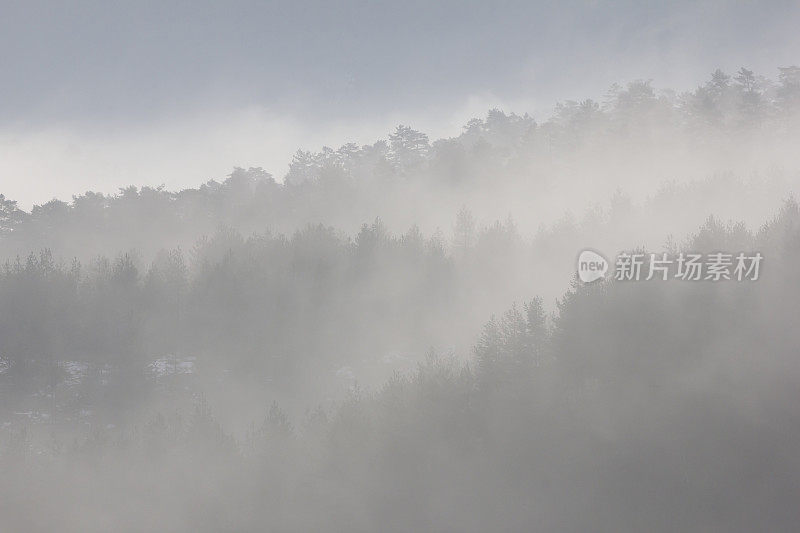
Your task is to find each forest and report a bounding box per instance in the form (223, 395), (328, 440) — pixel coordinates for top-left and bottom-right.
(2, 66), (800, 531)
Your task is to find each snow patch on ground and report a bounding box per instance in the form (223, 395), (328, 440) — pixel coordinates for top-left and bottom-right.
(59, 361), (89, 385)
(148, 355), (196, 378)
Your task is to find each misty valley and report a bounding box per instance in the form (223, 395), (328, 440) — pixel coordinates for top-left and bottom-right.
(2, 63), (800, 532)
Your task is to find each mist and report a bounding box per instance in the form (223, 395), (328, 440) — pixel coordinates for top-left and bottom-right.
(2, 2), (800, 532)
(4, 0), (800, 207)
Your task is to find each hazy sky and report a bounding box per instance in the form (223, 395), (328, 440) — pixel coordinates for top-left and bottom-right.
(2, 0), (799, 208)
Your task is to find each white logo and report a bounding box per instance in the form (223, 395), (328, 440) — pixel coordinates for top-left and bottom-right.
(577, 249), (608, 283)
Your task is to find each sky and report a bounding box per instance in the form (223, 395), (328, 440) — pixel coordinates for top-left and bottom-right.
(1, 0), (799, 209)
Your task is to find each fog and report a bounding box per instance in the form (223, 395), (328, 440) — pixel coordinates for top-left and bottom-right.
(2, 2), (800, 532)
(3, 0), (800, 208)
